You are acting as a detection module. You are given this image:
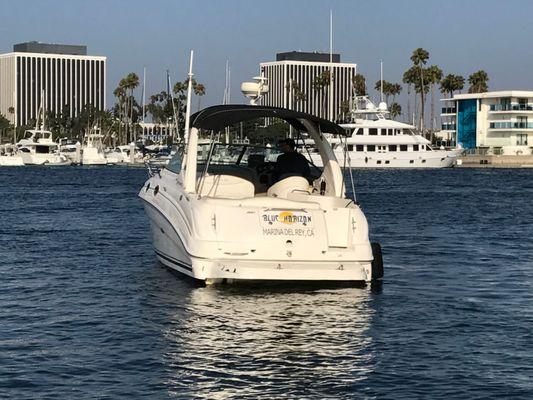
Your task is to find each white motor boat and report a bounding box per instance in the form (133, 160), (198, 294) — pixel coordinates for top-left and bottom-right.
(306, 96), (463, 168)
(0, 144), (24, 166)
(18, 129), (66, 165)
(81, 129), (108, 165)
(139, 105), (383, 285)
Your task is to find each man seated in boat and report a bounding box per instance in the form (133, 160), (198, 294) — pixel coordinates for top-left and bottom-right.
(274, 138), (311, 182)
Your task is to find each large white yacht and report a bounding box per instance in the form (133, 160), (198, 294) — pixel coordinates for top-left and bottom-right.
(139, 105), (383, 285)
(307, 97), (462, 168)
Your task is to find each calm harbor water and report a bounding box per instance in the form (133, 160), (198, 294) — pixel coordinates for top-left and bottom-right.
(1, 166), (532, 399)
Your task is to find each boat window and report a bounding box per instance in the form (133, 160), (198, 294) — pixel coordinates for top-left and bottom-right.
(355, 129), (363, 135)
(385, 160), (390, 164)
(377, 160), (382, 164)
(409, 160), (414, 164)
(166, 150), (183, 173)
(380, 129), (387, 136)
(400, 145), (408, 151)
(413, 144), (419, 151)
(388, 129), (393, 136)
(369, 128), (378, 135)
(36, 145), (53, 154)
(356, 145), (364, 151)
(367, 145), (376, 152)
(388, 145), (397, 152)
(347, 144), (354, 151)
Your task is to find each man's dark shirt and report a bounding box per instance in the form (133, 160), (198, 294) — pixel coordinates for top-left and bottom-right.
(274, 151), (311, 180)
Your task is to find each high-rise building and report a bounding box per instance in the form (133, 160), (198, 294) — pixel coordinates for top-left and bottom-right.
(441, 91), (533, 154)
(259, 51), (357, 121)
(0, 42), (106, 127)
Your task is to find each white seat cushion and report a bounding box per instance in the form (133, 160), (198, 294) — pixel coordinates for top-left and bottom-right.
(267, 176), (311, 198)
(198, 174), (255, 199)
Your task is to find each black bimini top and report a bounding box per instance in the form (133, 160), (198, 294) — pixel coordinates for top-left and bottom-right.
(189, 104), (347, 136)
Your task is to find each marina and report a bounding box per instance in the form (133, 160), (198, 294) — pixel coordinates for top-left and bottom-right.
(1, 165), (531, 398)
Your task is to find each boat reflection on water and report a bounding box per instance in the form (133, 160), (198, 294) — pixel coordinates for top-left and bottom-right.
(159, 279), (381, 398)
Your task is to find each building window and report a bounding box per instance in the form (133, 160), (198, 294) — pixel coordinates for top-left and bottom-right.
(400, 145), (408, 151)
(517, 134), (528, 145)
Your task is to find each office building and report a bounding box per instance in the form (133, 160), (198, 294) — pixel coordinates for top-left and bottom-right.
(441, 91), (533, 154)
(0, 42), (106, 127)
(259, 51), (357, 121)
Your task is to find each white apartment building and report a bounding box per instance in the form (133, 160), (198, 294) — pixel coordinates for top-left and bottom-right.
(441, 91), (533, 154)
(259, 51), (356, 121)
(0, 42), (106, 127)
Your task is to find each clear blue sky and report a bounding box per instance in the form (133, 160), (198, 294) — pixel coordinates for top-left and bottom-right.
(1, 0), (532, 109)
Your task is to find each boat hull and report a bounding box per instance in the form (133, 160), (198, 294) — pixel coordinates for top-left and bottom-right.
(143, 200), (371, 284)
(310, 150), (461, 168)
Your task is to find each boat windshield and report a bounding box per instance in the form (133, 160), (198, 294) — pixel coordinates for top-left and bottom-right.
(197, 143), (281, 166)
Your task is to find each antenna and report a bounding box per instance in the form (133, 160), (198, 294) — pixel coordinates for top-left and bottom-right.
(183, 50), (194, 145)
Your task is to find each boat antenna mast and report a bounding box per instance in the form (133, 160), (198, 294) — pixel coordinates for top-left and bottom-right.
(183, 50), (194, 145)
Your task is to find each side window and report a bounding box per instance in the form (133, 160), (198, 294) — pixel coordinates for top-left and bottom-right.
(166, 150), (182, 173)
(369, 128), (378, 135)
(400, 145), (408, 151)
(356, 144), (364, 151)
(367, 145), (376, 152)
(388, 145), (397, 152)
(413, 144), (419, 151)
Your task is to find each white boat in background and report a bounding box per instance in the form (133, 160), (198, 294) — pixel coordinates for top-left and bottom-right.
(0, 144), (24, 166)
(81, 128), (108, 165)
(18, 129), (69, 165)
(306, 96), (462, 168)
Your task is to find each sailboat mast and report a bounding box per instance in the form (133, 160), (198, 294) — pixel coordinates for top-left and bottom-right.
(328, 9), (333, 121)
(142, 67), (146, 123)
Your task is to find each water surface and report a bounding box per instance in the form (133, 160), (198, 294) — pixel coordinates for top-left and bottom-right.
(1, 167), (532, 399)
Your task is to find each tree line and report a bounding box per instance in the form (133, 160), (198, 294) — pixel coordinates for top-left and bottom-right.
(0, 71), (206, 145)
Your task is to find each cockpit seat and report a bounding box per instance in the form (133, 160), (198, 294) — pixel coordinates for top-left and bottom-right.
(267, 176), (311, 199)
(198, 174), (255, 199)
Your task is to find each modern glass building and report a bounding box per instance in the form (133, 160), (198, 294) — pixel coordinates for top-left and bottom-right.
(0, 42), (106, 127)
(441, 91), (533, 154)
(259, 52), (356, 121)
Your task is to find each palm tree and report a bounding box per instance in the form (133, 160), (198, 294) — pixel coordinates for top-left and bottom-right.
(286, 80), (306, 110)
(193, 82), (206, 111)
(403, 67), (417, 125)
(353, 74), (367, 96)
(390, 102), (402, 118)
(312, 70), (331, 118)
(440, 74), (465, 98)
(468, 70), (489, 93)
(410, 48), (430, 130)
(7, 106), (15, 142)
(426, 65), (443, 133)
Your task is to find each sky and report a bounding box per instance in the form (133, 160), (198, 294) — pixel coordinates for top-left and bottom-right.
(1, 0), (533, 111)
